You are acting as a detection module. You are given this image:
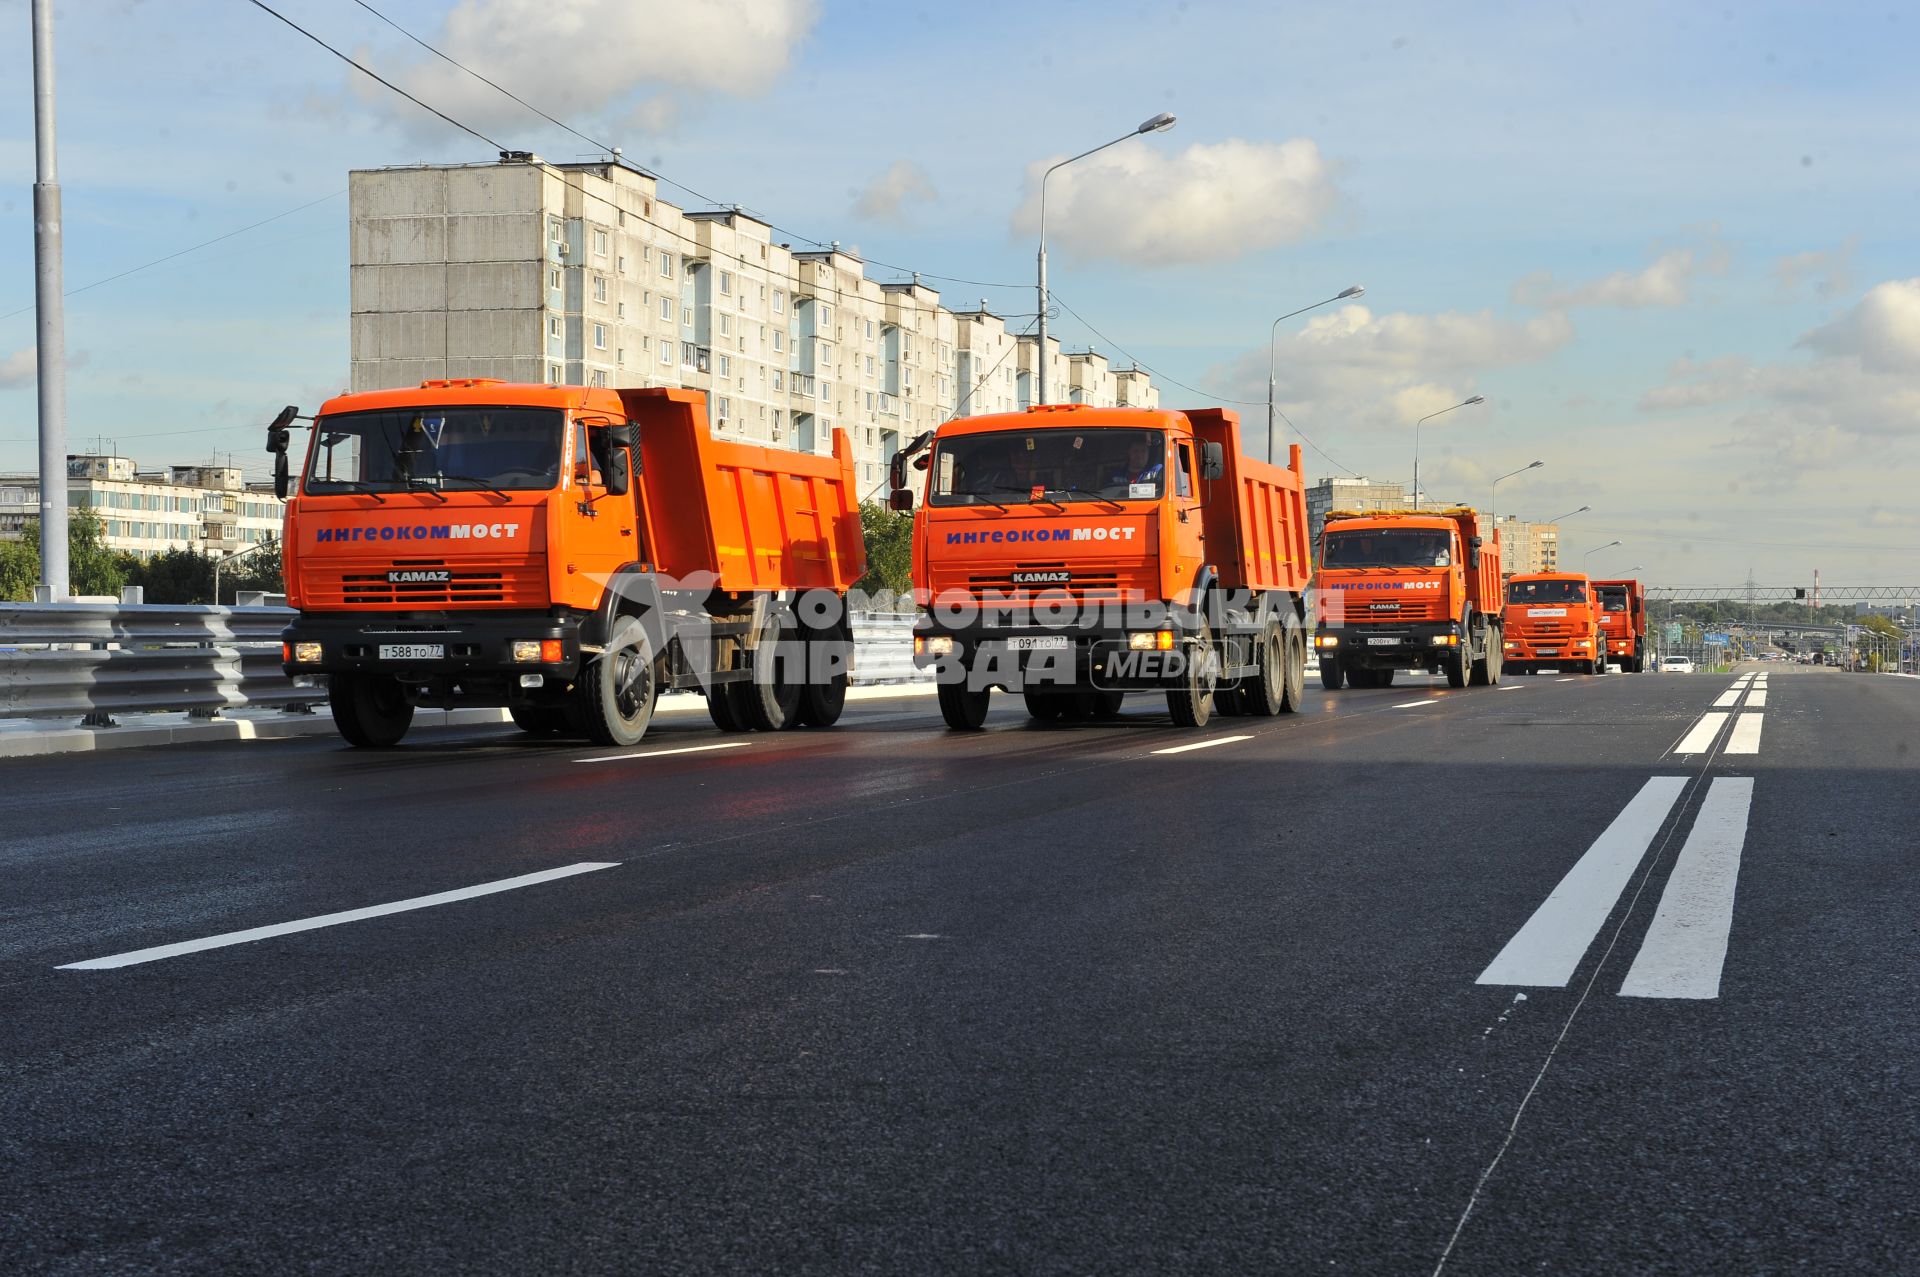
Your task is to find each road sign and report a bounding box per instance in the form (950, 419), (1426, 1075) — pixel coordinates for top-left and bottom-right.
(1705, 632), (1730, 645)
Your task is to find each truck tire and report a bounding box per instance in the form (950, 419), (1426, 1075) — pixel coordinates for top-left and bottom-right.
(938, 681), (990, 730)
(578, 615), (659, 747)
(330, 672), (414, 748)
(743, 608), (803, 731)
(1022, 687), (1063, 721)
(1242, 627), (1284, 717)
(1090, 690), (1125, 720)
(1445, 634), (1471, 689)
(794, 614), (852, 727)
(1166, 618), (1217, 728)
(1320, 655), (1345, 690)
(1279, 625), (1306, 713)
(1377, 668), (1396, 688)
(1470, 624), (1493, 686)
(510, 705), (570, 736)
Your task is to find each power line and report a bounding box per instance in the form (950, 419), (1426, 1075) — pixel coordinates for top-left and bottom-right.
(245, 0), (505, 150)
(1, 190), (345, 321)
(947, 313), (1041, 420)
(1047, 293), (1359, 477)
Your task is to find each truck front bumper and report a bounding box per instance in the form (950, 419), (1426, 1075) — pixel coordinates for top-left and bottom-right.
(280, 610), (586, 687)
(1315, 622), (1459, 668)
(912, 621), (1217, 690)
(1503, 633), (1596, 666)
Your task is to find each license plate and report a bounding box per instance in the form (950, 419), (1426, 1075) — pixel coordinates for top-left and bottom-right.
(1367, 637), (1399, 646)
(1537, 648), (1559, 656)
(377, 644), (444, 661)
(1006, 635), (1069, 651)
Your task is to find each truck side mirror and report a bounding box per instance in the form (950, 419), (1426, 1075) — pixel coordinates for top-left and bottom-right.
(888, 452), (907, 491)
(888, 488), (914, 513)
(603, 448), (631, 497)
(1469, 545), (1481, 569)
(266, 405), (298, 500)
(1200, 441), (1225, 480)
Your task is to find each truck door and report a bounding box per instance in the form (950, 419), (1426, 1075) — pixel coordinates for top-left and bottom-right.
(1170, 439), (1206, 600)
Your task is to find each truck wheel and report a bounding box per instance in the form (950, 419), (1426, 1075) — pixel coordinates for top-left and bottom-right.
(1022, 687), (1063, 721)
(1319, 655), (1344, 691)
(1279, 626), (1306, 713)
(1469, 626), (1492, 687)
(1488, 640), (1503, 684)
(795, 614), (852, 727)
(1241, 627), (1283, 716)
(579, 615), (658, 747)
(743, 608), (803, 731)
(1090, 690), (1125, 720)
(1377, 668), (1396, 688)
(509, 705), (570, 736)
(330, 672), (414, 748)
(938, 681), (990, 730)
(705, 681), (749, 732)
(1446, 635), (1471, 689)
(1166, 618), (1217, 728)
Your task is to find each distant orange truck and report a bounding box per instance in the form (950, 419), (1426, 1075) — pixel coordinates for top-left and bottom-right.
(1594, 578), (1648, 671)
(897, 403), (1312, 729)
(1312, 507), (1505, 688)
(1503, 572), (1606, 675)
(270, 380), (865, 747)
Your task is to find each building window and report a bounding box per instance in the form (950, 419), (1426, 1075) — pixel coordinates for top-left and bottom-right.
(617, 255), (626, 274)
(683, 306), (693, 327)
(593, 229), (609, 257)
(865, 391), (875, 411)
(717, 396), (731, 419)
(820, 303), (832, 324)
(548, 268), (561, 290)
(773, 331), (783, 352)
(549, 218), (564, 243)
(593, 276), (607, 303)
(681, 342), (697, 367)
(660, 253), (673, 277)
(719, 270), (733, 295)
(594, 323), (607, 350)
(548, 365), (562, 383)
(820, 381), (833, 403)
(616, 301), (625, 318)
(590, 370), (607, 387)
(866, 320), (875, 340)
(773, 370), (784, 390)
(717, 354), (731, 378)
(773, 289), (785, 314)
(865, 354), (875, 376)
(661, 296), (673, 320)
(659, 343), (672, 365)
(720, 314), (734, 336)
(549, 317), (562, 338)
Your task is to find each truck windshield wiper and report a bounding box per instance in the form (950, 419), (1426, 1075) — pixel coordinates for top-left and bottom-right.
(985, 483), (1064, 510)
(1061, 485), (1122, 511)
(404, 477), (450, 503)
(318, 480), (387, 503)
(439, 475), (511, 500)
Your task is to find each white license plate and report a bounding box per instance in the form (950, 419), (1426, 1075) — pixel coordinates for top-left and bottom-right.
(1537, 648), (1559, 656)
(1006, 635), (1069, 651)
(1367, 637), (1399, 646)
(378, 644), (444, 661)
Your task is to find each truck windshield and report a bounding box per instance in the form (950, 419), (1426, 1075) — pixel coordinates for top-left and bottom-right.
(303, 407), (563, 494)
(1510, 579), (1588, 604)
(1321, 529), (1452, 567)
(926, 428), (1165, 506)
(1597, 587), (1629, 612)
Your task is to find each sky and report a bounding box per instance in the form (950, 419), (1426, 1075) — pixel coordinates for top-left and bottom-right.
(2, 0), (1916, 586)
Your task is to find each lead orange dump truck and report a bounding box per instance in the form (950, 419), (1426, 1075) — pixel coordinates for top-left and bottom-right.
(1312, 508), (1504, 688)
(1503, 572), (1605, 675)
(268, 380), (865, 747)
(894, 403), (1312, 730)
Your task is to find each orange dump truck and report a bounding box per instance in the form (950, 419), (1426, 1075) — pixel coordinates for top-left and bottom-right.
(1594, 578), (1648, 671)
(268, 380), (865, 747)
(1312, 508), (1504, 689)
(1503, 572), (1605, 675)
(893, 403), (1312, 730)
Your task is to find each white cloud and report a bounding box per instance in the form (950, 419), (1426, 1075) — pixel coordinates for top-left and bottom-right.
(1798, 277), (1920, 374)
(1011, 138), (1340, 266)
(1203, 304), (1573, 434)
(357, 0), (818, 142)
(1774, 236), (1859, 301)
(853, 160), (936, 224)
(1, 347), (34, 389)
(1512, 234), (1728, 309)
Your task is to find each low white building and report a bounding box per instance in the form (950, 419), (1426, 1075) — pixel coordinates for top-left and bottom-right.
(0, 455), (284, 559)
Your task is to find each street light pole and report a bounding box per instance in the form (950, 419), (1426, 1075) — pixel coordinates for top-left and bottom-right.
(1581, 540), (1623, 570)
(31, 0), (69, 601)
(1035, 112), (1174, 406)
(1267, 285), (1364, 463)
(1411, 395), (1486, 510)
(211, 537), (275, 606)
(1489, 459), (1543, 528)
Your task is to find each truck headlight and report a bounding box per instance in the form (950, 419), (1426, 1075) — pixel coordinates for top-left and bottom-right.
(1129, 630), (1176, 651)
(916, 635), (955, 656)
(1315, 634), (1339, 649)
(293, 642), (323, 664)
(1430, 635), (1458, 647)
(1504, 641), (1519, 650)
(512, 641), (542, 662)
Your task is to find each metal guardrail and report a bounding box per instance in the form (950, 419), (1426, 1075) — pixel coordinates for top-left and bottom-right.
(0, 603), (926, 725)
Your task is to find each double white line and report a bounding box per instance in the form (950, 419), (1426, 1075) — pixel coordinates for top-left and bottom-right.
(1674, 672), (1767, 756)
(1478, 775), (1754, 999)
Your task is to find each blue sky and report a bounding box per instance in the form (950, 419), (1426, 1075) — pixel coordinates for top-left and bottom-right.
(3, 0), (1916, 584)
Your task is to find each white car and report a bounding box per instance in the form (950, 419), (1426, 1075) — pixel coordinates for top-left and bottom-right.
(1658, 655), (1695, 674)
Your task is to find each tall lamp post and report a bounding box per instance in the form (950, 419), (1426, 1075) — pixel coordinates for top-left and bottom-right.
(1412, 395), (1486, 509)
(1581, 540), (1623, 570)
(32, 0), (69, 601)
(1267, 285), (1364, 462)
(1489, 459), (1543, 528)
(1035, 112), (1175, 406)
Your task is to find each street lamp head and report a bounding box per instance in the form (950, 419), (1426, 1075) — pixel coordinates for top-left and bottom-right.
(1138, 112), (1177, 134)
(1464, 395), (1486, 405)
(1528, 460), (1544, 469)
(1338, 285), (1365, 298)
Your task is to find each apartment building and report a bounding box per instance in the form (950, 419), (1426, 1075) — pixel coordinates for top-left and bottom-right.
(1491, 515), (1562, 577)
(348, 154), (1154, 498)
(0, 455), (284, 558)
(1305, 476), (1410, 556)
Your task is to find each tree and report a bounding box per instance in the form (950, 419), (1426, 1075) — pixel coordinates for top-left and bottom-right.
(854, 499), (912, 600)
(0, 532), (37, 602)
(220, 540), (284, 604)
(0, 512), (126, 601)
(124, 546), (215, 604)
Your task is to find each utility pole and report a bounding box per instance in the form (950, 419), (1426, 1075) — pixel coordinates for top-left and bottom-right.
(31, 0), (70, 601)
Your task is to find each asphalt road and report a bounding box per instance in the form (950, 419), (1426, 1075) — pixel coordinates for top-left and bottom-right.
(4, 664), (1916, 1274)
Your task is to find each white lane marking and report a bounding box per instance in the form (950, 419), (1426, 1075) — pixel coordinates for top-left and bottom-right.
(58, 862), (621, 970)
(1477, 777), (1690, 987)
(1498, 685), (1524, 691)
(1713, 689), (1742, 708)
(1556, 677), (1579, 683)
(1746, 689), (1767, 708)
(1393, 699), (1442, 709)
(1671, 712), (1728, 755)
(1151, 734), (1254, 755)
(576, 741), (753, 764)
(1619, 778), (1754, 999)
(1724, 712), (1764, 755)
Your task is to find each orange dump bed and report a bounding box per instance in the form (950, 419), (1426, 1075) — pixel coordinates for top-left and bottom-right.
(619, 388), (865, 593)
(1186, 410), (1312, 595)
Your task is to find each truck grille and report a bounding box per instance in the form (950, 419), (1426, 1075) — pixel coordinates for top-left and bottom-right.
(966, 569), (1126, 602)
(304, 558), (548, 608)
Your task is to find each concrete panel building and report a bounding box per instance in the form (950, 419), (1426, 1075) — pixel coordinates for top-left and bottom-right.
(1305, 476), (1410, 559)
(0, 455), (284, 559)
(349, 155), (1154, 500)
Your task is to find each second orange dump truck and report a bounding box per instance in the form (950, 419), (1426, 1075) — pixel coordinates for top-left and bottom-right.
(270, 380), (865, 747)
(1593, 577), (1648, 671)
(1312, 508), (1505, 688)
(894, 403), (1312, 730)
(1503, 572), (1606, 675)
